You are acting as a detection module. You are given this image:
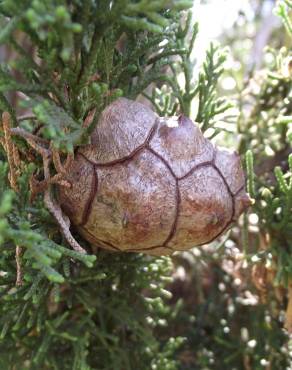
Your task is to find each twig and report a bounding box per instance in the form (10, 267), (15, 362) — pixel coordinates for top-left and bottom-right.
(17, 114), (37, 122)
(51, 146), (73, 174)
(2, 112), (19, 192)
(10, 127), (49, 146)
(15, 246), (23, 286)
(44, 190), (86, 254)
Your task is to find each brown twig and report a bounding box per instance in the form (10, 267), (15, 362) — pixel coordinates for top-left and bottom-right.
(2, 112), (19, 192)
(51, 146), (74, 175)
(17, 114), (37, 122)
(44, 190), (86, 253)
(15, 245), (23, 286)
(12, 142), (21, 168)
(10, 127), (49, 146)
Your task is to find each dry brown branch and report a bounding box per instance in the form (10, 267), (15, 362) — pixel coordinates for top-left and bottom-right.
(44, 189), (86, 253)
(2, 112), (19, 192)
(15, 245), (23, 286)
(51, 146), (73, 175)
(10, 126), (49, 146)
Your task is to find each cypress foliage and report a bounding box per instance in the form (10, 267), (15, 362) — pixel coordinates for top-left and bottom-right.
(3, 0), (292, 369)
(0, 1), (231, 369)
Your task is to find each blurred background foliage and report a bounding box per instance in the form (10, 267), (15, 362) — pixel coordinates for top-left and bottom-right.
(168, 0), (292, 369)
(0, 0), (292, 369)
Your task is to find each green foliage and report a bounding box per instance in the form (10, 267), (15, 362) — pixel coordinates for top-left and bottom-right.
(245, 150), (255, 198)
(0, 0), (199, 369)
(4, 0), (288, 369)
(169, 249), (289, 370)
(275, 0), (292, 35)
(0, 0), (193, 149)
(0, 250), (182, 369)
(142, 13), (231, 136)
(195, 42), (232, 132)
(0, 159), (96, 281)
(238, 39), (292, 257)
(120, 0), (193, 33)
(32, 99), (86, 152)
